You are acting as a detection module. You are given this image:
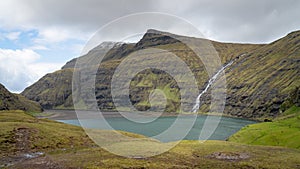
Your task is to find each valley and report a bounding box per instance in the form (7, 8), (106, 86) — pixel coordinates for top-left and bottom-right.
(0, 29), (299, 168)
(21, 29), (300, 118)
(1, 1), (300, 168)
(0, 110), (300, 168)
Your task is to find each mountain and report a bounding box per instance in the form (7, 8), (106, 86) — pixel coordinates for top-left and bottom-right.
(202, 30), (300, 118)
(21, 29), (300, 118)
(0, 83), (42, 112)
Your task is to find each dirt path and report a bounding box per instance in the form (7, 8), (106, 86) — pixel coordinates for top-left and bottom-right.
(0, 127), (47, 168)
(9, 156), (63, 169)
(14, 127), (32, 152)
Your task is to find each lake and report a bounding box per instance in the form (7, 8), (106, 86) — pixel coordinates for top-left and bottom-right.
(57, 114), (255, 142)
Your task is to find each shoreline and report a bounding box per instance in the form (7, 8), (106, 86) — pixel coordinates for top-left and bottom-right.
(33, 109), (257, 143)
(39, 109), (181, 120)
(37, 109), (258, 122)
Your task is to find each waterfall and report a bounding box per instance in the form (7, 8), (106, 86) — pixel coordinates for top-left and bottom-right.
(191, 60), (234, 113)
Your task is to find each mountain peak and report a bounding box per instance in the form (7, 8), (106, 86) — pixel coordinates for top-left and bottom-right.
(134, 29), (180, 48)
(91, 41), (124, 51)
(285, 30), (300, 41)
(145, 29), (171, 35)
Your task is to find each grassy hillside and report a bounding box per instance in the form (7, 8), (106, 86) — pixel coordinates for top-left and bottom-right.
(21, 30), (261, 112)
(228, 106), (300, 149)
(0, 110), (94, 156)
(0, 83), (41, 112)
(38, 140), (300, 169)
(218, 31), (300, 118)
(21, 29), (300, 118)
(1, 110), (300, 168)
(21, 69), (74, 109)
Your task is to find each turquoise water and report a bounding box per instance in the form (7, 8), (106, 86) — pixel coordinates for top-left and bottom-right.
(58, 115), (255, 142)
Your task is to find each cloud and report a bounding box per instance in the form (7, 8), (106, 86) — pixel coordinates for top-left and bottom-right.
(0, 0), (299, 43)
(34, 27), (89, 44)
(0, 48), (63, 93)
(5, 31), (21, 41)
(185, 0), (300, 43)
(29, 45), (49, 50)
(0, 0), (299, 92)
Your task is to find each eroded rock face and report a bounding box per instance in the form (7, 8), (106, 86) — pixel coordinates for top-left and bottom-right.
(21, 30), (300, 118)
(21, 69), (73, 109)
(202, 31), (300, 118)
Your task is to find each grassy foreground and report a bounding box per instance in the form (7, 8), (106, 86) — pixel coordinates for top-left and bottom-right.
(0, 110), (300, 168)
(229, 106), (300, 149)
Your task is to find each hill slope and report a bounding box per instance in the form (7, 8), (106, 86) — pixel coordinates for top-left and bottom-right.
(229, 106), (300, 149)
(1, 110), (300, 168)
(201, 30), (300, 118)
(21, 30), (300, 118)
(0, 83), (41, 112)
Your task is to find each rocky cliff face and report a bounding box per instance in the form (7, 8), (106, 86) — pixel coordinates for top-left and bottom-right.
(211, 31), (300, 118)
(21, 29), (300, 118)
(0, 83), (42, 112)
(21, 69), (74, 109)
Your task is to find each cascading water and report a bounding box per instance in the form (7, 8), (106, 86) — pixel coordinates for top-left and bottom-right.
(191, 60), (234, 113)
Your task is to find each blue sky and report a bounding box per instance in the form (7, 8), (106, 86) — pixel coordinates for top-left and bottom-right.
(0, 29), (84, 62)
(0, 0), (300, 93)
(0, 27), (88, 93)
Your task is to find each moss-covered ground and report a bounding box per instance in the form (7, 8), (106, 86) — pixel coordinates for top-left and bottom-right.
(229, 106), (300, 149)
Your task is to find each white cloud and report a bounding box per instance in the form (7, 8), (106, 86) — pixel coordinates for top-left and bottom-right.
(0, 48), (63, 93)
(31, 27), (91, 52)
(0, 0), (299, 93)
(0, 0), (299, 43)
(29, 45), (49, 50)
(5, 31), (21, 41)
(0, 0), (299, 45)
(35, 27), (72, 43)
(70, 43), (86, 55)
(30, 62), (63, 78)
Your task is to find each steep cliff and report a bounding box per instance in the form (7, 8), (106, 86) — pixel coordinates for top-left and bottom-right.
(21, 30), (300, 118)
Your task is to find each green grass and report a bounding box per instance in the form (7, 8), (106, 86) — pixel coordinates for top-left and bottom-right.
(2, 110), (300, 168)
(45, 140), (300, 169)
(0, 110), (94, 156)
(228, 106), (300, 149)
(281, 105), (300, 117)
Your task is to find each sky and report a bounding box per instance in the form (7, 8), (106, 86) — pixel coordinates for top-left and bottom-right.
(0, 0), (300, 93)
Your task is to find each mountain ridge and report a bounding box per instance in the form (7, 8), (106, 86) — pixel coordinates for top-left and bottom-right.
(21, 29), (300, 118)
(0, 83), (42, 112)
